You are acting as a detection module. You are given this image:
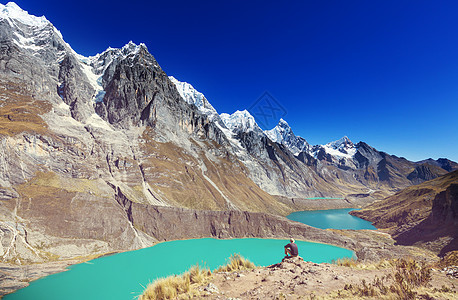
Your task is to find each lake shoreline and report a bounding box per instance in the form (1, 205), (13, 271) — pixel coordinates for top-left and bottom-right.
(286, 208), (377, 230)
(4, 238), (355, 299)
(0, 230), (438, 298)
(275, 194), (378, 214)
(0, 205), (437, 298)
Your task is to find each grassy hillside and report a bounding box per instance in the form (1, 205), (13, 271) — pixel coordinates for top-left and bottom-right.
(353, 170), (458, 255)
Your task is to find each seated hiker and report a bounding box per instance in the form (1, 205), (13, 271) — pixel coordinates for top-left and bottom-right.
(284, 238), (298, 257)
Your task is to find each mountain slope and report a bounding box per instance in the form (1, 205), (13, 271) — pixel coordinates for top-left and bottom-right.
(0, 2), (291, 263)
(352, 170), (458, 255)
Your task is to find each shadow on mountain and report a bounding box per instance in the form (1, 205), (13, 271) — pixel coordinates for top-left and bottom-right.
(395, 184), (458, 256)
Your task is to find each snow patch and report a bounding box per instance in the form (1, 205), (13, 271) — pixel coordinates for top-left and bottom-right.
(12, 32), (40, 50)
(78, 59), (104, 103)
(215, 122), (244, 150)
(220, 110), (260, 133)
(264, 118), (310, 154)
(0, 2), (49, 28)
(321, 144), (356, 159)
(79, 62), (101, 91)
(314, 136), (357, 160)
(169, 76), (218, 118)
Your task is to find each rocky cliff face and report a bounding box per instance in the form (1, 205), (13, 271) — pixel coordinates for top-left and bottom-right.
(352, 170), (458, 255)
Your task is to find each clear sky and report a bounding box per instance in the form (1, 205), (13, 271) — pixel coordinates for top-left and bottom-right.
(9, 0), (458, 162)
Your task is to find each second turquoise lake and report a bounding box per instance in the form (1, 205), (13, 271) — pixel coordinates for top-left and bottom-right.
(287, 208), (376, 230)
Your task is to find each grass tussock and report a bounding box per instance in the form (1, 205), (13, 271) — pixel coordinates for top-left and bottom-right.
(334, 257), (392, 270)
(335, 257), (457, 299)
(437, 250), (458, 268)
(334, 257), (358, 268)
(216, 253), (256, 272)
(139, 264), (211, 300)
(139, 254), (255, 300)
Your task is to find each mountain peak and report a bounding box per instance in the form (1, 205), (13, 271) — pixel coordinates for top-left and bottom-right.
(0, 2), (49, 28)
(326, 136), (354, 150)
(278, 118), (289, 126)
(169, 76), (218, 118)
(220, 110), (260, 133)
(120, 41), (147, 56)
(316, 136), (356, 160)
(264, 118), (310, 154)
(265, 118), (292, 143)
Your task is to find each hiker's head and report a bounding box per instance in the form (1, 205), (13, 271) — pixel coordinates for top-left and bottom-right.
(290, 238), (295, 243)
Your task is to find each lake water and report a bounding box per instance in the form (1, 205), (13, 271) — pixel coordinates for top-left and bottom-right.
(5, 238), (354, 300)
(287, 208), (377, 230)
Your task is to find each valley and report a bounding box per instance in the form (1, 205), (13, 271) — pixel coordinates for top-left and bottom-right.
(0, 2), (457, 299)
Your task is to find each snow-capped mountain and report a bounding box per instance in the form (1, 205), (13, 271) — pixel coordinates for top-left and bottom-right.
(84, 41), (150, 78)
(0, 2), (47, 27)
(1, 2), (76, 62)
(169, 76), (218, 119)
(316, 136), (356, 159)
(2, 1), (456, 268)
(220, 110), (262, 133)
(2, 2), (458, 279)
(308, 136), (358, 169)
(80, 42), (154, 104)
(264, 118), (311, 155)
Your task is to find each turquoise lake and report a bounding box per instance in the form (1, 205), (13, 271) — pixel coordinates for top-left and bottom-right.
(5, 238), (354, 300)
(287, 208), (377, 230)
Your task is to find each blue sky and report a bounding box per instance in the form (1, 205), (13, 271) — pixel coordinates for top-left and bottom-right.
(10, 0), (458, 162)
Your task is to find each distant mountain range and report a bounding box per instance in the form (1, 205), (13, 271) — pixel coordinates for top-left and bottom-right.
(0, 2), (456, 262)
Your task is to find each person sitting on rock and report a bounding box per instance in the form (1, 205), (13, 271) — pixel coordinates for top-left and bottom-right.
(284, 238), (298, 257)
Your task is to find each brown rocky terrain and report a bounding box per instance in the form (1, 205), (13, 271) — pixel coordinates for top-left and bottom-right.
(194, 256), (458, 299)
(352, 170), (458, 256)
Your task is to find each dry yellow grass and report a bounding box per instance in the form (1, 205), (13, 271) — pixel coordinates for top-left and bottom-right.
(216, 253), (256, 272)
(0, 80), (51, 136)
(138, 264), (212, 300)
(334, 257), (358, 268)
(139, 255), (255, 300)
(335, 257), (395, 271)
(437, 250), (458, 268)
(332, 257), (458, 299)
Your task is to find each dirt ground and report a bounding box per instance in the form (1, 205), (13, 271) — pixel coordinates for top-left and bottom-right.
(197, 257), (458, 299)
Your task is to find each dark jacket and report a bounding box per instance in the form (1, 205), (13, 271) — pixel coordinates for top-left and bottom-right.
(284, 242), (298, 256)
